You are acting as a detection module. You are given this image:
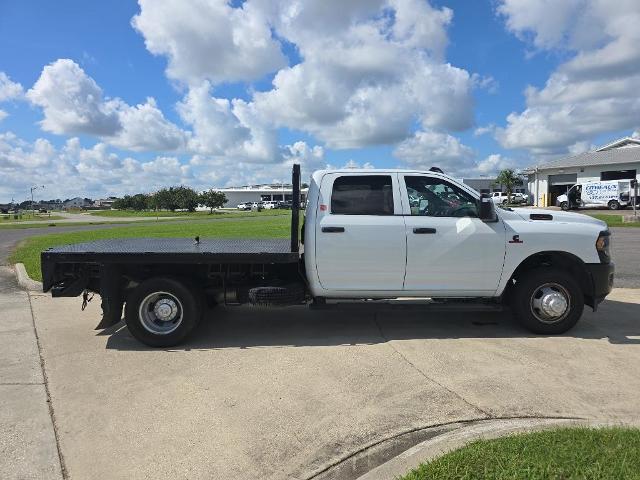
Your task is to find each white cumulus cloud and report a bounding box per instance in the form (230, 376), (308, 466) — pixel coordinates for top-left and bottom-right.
(131, 0), (287, 85)
(0, 72), (24, 102)
(393, 129), (475, 175)
(496, 0), (640, 155)
(27, 59), (188, 152)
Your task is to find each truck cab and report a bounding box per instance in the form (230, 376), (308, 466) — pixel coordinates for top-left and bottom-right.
(304, 169), (613, 334)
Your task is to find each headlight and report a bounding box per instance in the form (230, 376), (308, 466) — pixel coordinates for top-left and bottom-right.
(596, 230), (611, 263)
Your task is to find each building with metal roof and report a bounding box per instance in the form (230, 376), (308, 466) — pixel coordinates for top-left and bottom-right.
(525, 137), (640, 206)
(211, 184), (308, 208)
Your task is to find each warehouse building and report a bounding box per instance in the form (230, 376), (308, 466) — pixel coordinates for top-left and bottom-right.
(525, 137), (640, 207)
(216, 184), (308, 208)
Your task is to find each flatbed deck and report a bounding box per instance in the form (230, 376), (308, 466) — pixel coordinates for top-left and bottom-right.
(42, 238), (298, 264)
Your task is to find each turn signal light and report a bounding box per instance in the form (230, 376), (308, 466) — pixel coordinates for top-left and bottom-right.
(596, 231), (611, 263)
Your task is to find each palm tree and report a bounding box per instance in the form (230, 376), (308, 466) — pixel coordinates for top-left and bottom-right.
(493, 169), (523, 204)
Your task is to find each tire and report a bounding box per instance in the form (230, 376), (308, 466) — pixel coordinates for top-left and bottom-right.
(510, 268), (584, 334)
(608, 200), (620, 210)
(125, 277), (201, 347)
(560, 201), (569, 211)
(502, 199), (508, 205)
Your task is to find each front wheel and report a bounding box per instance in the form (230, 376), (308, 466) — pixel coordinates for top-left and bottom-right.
(560, 201), (569, 211)
(125, 277), (201, 347)
(510, 269), (584, 334)
(608, 200), (620, 210)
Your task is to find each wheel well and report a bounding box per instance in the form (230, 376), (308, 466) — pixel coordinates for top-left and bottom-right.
(504, 251), (591, 300)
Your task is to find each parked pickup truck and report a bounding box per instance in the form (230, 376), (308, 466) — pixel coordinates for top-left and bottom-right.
(490, 191), (527, 205)
(41, 165), (614, 347)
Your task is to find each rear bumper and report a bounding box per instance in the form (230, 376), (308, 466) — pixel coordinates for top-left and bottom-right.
(584, 262), (615, 309)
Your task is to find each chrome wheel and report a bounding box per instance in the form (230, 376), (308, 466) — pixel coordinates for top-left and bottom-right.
(138, 291), (183, 335)
(530, 283), (570, 324)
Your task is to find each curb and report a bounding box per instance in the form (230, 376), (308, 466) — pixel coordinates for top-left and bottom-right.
(355, 417), (610, 480)
(14, 263), (43, 292)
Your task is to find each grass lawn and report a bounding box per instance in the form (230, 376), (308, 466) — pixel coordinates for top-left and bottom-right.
(400, 426), (640, 480)
(89, 209), (290, 218)
(587, 214), (640, 227)
(10, 215), (291, 281)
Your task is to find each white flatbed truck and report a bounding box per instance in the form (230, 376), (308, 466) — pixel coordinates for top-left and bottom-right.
(42, 165), (614, 347)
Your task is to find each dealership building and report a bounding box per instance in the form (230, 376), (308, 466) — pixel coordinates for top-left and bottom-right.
(525, 137), (640, 207)
(216, 184), (308, 208)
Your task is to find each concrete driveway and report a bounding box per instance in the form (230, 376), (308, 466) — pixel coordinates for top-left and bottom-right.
(21, 287), (640, 479)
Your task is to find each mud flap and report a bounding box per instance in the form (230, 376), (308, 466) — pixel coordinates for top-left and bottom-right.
(95, 264), (124, 330)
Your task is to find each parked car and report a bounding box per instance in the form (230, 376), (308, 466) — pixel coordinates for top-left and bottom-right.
(276, 200), (293, 209)
(262, 201), (277, 209)
(237, 202), (252, 210)
(250, 201), (264, 211)
(42, 165), (613, 347)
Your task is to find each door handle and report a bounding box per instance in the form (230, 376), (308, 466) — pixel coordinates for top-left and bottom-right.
(413, 227), (436, 234)
(322, 226), (345, 233)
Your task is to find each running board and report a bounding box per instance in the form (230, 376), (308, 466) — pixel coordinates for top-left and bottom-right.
(309, 299), (505, 313)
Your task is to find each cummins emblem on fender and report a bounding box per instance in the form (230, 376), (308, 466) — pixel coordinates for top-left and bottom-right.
(509, 235), (523, 244)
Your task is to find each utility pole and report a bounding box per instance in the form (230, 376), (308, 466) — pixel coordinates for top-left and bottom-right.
(30, 185), (44, 217)
(632, 179), (638, 221)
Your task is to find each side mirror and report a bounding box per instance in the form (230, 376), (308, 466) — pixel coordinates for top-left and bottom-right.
(479, 193), (498, 222)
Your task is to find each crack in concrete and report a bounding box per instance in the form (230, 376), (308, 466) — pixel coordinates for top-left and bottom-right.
(373, 313), (492, 418)
(27, 291), (68, 479)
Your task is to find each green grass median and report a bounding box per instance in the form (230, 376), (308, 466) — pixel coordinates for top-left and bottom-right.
(400, 426), (640, 480)
(10, 215), (291, 281)
(587, 214), (640, 227)
(89, 209), (290, 218)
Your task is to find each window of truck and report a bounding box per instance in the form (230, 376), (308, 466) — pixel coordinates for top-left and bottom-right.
(331, 175), (394, 215)
(404, 176), (478, 217)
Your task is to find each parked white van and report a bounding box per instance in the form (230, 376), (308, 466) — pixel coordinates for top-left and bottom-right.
(557, 180), (637, 210)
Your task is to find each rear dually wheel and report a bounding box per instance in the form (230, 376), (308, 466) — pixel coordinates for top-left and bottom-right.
(125, 277), (201, 347)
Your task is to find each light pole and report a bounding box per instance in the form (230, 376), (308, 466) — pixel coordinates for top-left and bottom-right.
(30, 185), (44, 217)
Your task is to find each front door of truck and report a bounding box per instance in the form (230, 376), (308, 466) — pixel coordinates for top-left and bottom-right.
(400, 174), (506, 295)
(315, 173), (406, 291)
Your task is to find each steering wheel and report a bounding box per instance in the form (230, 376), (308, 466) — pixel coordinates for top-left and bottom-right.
(449, 205), (475, 217)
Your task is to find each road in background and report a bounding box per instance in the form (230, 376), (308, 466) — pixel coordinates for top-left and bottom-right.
(610, 227), (640, 288)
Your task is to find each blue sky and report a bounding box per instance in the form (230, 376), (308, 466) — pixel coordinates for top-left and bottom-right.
(1, 0), (639, 202)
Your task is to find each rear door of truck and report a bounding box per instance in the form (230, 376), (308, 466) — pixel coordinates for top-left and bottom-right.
(314, 173), (406, 291)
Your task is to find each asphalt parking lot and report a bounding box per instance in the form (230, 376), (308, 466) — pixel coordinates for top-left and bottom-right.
(7, 284), (638, 479)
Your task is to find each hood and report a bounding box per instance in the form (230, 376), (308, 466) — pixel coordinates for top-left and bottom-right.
(506, 207), (608, 229)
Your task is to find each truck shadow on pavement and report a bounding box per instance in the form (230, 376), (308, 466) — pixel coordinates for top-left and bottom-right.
(104, 298), (640, 351)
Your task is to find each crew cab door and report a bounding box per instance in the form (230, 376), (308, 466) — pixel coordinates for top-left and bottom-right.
(400, 174), (506, 295)
(314, 173), (406, 291)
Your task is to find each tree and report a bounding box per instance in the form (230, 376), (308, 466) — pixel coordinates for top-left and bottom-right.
(173, 186), (200, 212)
(493, 169), (524, 203)
(199, 189), (227, 213)
(130, 193), (149, 211)
(112, 196), (130, 210)
(152, 188), (179, 211)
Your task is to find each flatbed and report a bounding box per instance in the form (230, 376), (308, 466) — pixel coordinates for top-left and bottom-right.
(42, 237), (297, 265)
